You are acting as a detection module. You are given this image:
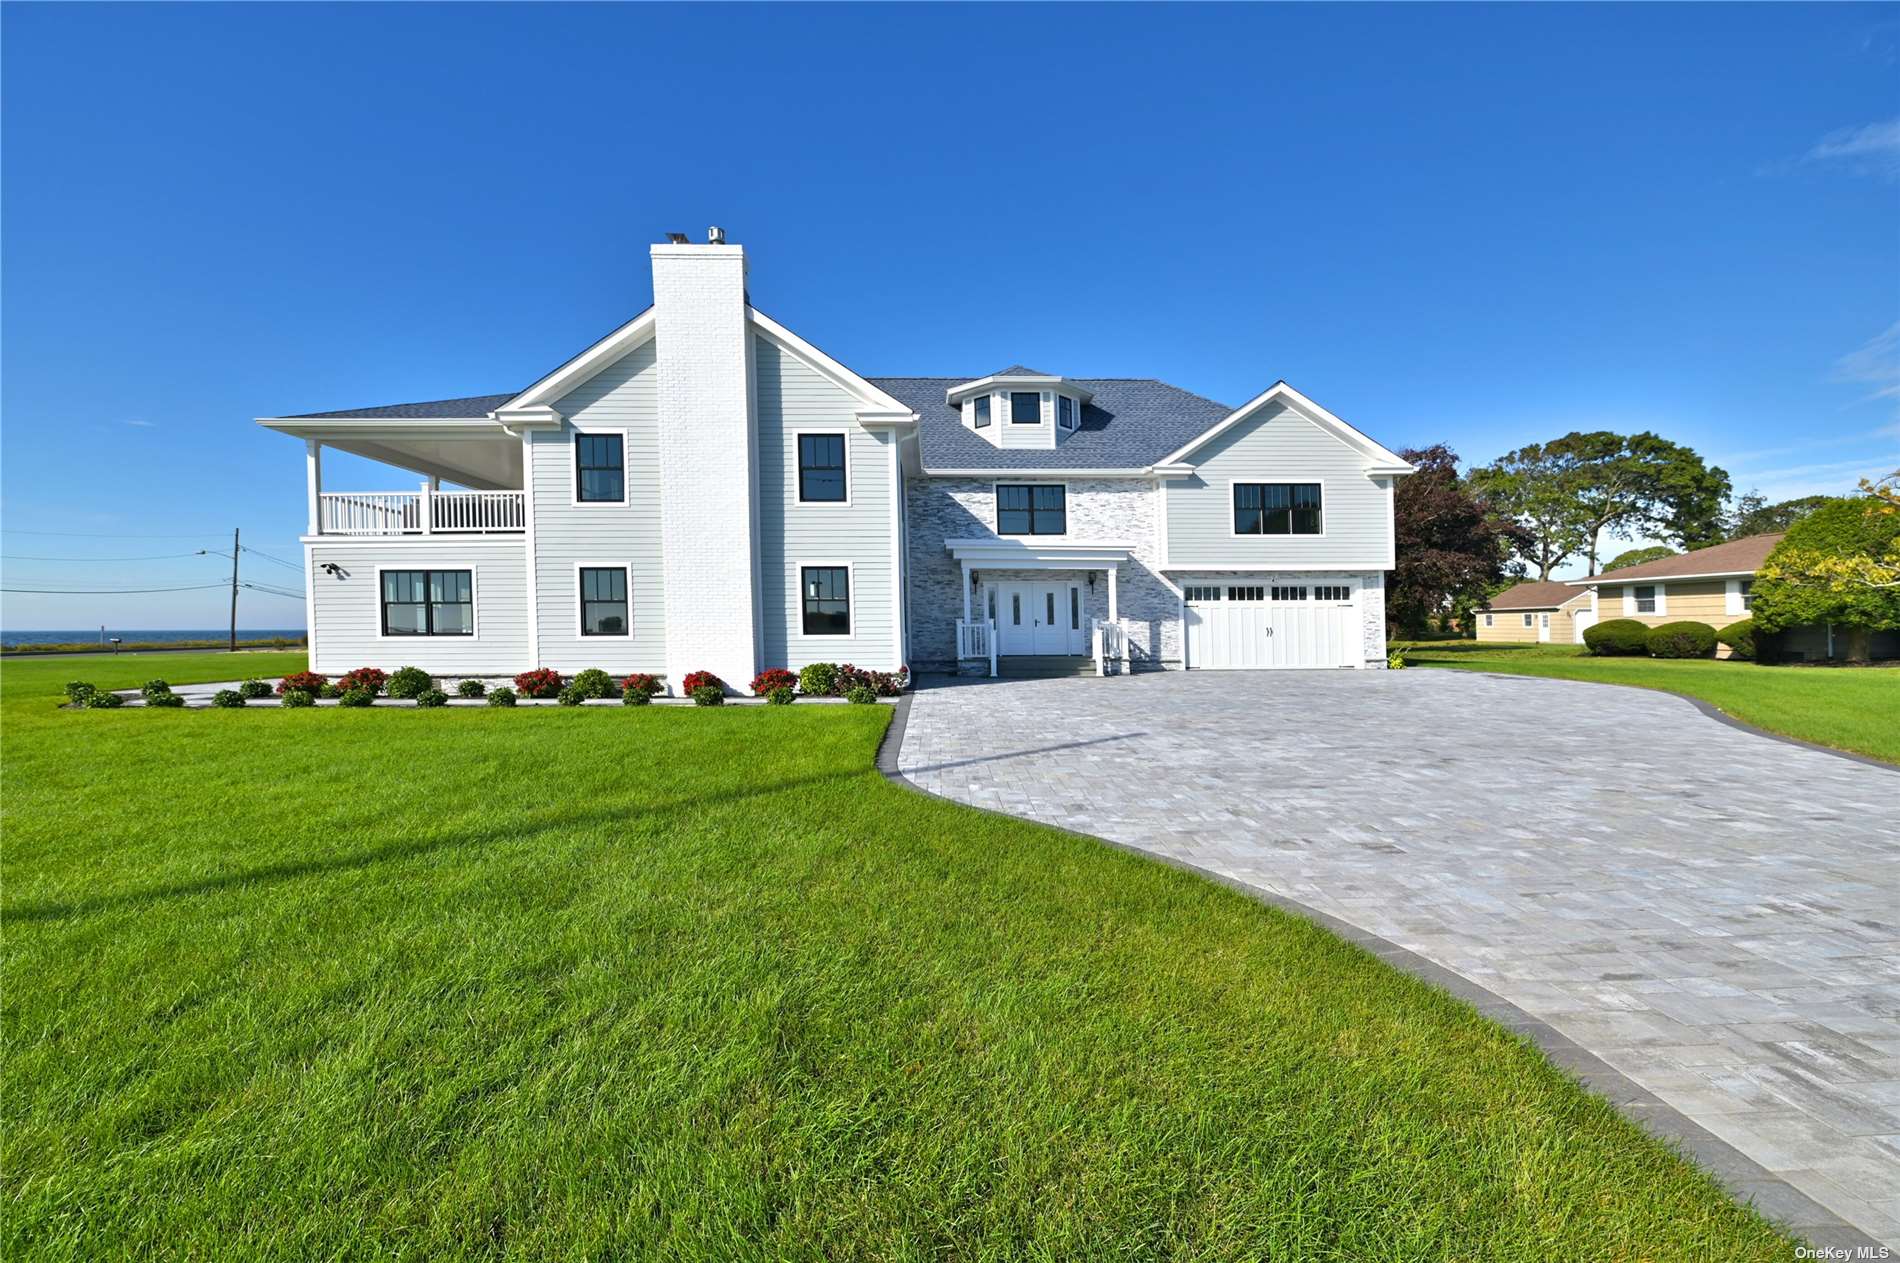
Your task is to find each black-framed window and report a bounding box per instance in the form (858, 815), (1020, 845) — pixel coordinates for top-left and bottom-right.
(973, 395), (992, 428)
(1233, 483), (1323, 535)
(575, 433), (625, 502)
(1057, 396), (1077, 430)
(1070, 587), (1080, 630)
(801, 566), (850, 636)
(580, 567), (629, 636)
(997, 484), (1066, 535)
(382, 569), (473, 636)
(797, 433), (847, 503)
(1010, 391), (1040, 424)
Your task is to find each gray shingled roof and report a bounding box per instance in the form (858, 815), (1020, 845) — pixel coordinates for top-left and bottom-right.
(284, 393), (517, 420)
(870, 376), (1232, 470)
(988, 364), (1047, 377)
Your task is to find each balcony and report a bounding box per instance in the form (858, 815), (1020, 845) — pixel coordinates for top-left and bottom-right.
(318, 488), (525, 536)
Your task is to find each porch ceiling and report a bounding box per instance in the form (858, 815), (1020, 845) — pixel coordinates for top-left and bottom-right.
(260, 419), (522, 491)
(943, 537), (1136, 569)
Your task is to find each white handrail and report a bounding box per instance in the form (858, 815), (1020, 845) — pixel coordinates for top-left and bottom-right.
(319, 490), (524, 536)
(956, 618), (998, 677)
(1092, 619), (1127, 677)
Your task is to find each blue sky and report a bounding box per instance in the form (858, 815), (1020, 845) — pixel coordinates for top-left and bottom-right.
(3, 2), (1895, 628)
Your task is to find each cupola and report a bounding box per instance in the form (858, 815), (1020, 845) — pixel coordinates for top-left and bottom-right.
(947, 367), (1091, 450)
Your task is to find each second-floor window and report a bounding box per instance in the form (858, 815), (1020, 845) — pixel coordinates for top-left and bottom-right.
(997, 484), (1066, 535)
(1057, 396), (1077, 430)
(382, 569), (473, 636)
(973, 395), (992, 428)
(797, 433), (847, 503)
(575, 433), (625, 502)
(1010, 391), (1040, 424)
(1233, 483), (1322, 535)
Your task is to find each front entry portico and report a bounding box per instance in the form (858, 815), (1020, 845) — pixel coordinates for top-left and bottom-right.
(945, 537), (1138, 677)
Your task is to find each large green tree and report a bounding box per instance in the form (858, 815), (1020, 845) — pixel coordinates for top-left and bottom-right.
(1545, 431), (1730, 573)
(1386, 445), (1528, 637)
(1466, 444), (1591, 580)
(1725, 491), (1832, 539)
(1753, 489), (1900, 661)
(1603, 545), (1675, 572)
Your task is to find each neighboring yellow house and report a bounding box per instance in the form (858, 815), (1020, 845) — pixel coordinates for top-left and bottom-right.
(1560, 533), (1783, 657)
(1475, 579), (1596, 644)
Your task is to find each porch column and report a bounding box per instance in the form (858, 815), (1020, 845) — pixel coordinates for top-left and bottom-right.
(961, 561), (972, 622)
(305, 440), (322, 535)
(1106, 565), (1119, 622)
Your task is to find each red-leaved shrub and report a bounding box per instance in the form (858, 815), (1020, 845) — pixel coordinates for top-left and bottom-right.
(620, 673), (663, 699)
(336, 667), (388, 695)
(835, 664), (909, 697)
(514, 668), (564, 699)
(277, 670), (327, 696)
(750, 668), (797, 696)
(680, 670), (726, 695)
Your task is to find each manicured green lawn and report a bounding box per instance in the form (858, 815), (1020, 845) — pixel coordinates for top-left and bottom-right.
(4, 653), (1790, 1260)
(1396, 641), (1900, 765)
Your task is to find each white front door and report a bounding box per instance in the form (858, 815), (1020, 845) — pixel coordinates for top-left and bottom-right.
(996, 581), (1085, 655)
(1538, 612), (1551, 643)
(1572, 609), (1596, 644)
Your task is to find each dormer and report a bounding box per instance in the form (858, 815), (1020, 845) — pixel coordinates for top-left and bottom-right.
(946, 366), (1092, 451)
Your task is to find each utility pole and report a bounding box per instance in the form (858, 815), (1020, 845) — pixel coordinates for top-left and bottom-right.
(229, 527), (240, 652)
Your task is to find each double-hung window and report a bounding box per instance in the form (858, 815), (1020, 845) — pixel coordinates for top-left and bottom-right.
(575, 433), (625, 503)
(973, 395), (992, 428)
(1634, 584), (1658, 614)
(796, 433), (847, 503)
(1233, 483), (1322, 535)
(801, 566), (851, 636)
(1739, 579), (1754, 611)
(382, 570), (473, 636)
(996, 484), (1066, 535)
(1522, 613), (1535, 628)
(1010, 391), (1040, 424)
(579, 567), (629, 636)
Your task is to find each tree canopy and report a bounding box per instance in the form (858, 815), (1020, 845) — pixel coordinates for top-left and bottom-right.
(1726, 492), (1831, 540)
(1753, 492), (1900, 659)
(1603, 546), (1675, 572)
(1385, 445), (1528, 637)
(1466, 443), (1591, 580)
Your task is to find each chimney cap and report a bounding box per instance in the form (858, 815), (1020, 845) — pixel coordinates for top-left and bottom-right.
(664, 231), (690, 245)
(707, 225), (726, 245)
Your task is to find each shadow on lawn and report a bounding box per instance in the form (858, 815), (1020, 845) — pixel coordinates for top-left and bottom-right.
(4, 768), (873, 924)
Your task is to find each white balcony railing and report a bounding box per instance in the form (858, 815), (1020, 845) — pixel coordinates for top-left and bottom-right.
(318, 488), (525, 536)
(1093, 619), (1127, 677)
(956, 618), (997, 677)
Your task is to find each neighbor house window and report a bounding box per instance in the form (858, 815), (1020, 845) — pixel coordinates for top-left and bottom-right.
(797, 433), (847, 503)
(973, 395), (992, 428)
(1233, 483), (1322, 535)
(1484, 613), (1494, 627)
(1010, 391), (1040, 424)
(801, 566), (850, 636)
(579, 567), (628, 636)
(575, 433), (625, 502)
(382, 570), (473, 636)
(1740, 579), (1754, 610)
(1270, 585), (1308, 602)
(1314, 584), (1352, 601)
(1057, 396), (1077, 430)
(1634, 585), (1657, 614)
(1523, 613), (1535, 628)
(996, 484), (1066, 535)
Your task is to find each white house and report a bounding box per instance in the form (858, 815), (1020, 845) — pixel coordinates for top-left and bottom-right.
(261, 231), (1413, 692)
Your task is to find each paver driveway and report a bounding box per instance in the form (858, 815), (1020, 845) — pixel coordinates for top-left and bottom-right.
(897, 669), (1900, 1246)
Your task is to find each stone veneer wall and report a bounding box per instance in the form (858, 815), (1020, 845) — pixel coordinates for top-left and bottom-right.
(905, 477), (1182, 672)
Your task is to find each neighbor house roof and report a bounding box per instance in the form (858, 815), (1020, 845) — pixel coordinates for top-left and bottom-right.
(870, 376), (1233, 471)
(1569, 533), (1786, 585)
(1483, 580), (1593, 611)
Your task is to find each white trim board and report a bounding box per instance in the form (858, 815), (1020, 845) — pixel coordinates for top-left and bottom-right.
(1158, 381), (1414, 474)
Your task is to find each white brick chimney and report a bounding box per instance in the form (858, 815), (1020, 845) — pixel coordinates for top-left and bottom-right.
(652, 237), (758, 694)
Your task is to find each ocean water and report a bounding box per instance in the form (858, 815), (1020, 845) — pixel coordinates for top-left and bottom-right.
(1, 629), (306, 648)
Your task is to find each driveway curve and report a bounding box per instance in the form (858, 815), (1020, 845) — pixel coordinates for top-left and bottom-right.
(896, 669), (1900, 1246)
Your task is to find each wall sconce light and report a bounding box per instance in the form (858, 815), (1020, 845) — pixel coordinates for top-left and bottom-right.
(320, 562), (346, 578)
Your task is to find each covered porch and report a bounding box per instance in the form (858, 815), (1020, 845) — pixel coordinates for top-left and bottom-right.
(943, 538), (1135, 678)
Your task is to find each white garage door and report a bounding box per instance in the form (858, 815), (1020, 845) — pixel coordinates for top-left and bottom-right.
(1185, 582), (1359, 669)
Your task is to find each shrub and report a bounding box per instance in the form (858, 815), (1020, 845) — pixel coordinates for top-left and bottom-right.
(514, 668), (563, 699)
(1386, 649), (1407, 670)
(140, 679), (173, 701)
(146, 692), (186, 708)
(622, 684), (653, 706)
(1584, 618), (1650, 656)
(338, 688), (375, 708)
(845, 685), (878, 705)
(1646, 620), (1716, 659)
(318, 682), (342, 699)
(620, 672), (662, 701)
(837, 664), (909, 696)
(238, 679), (273, 700)
(386, 666), (433, 699)
(690, 684), (725, 706)
(1716, 618), (1757, 661)
(279, 688), (315, 708)
(798, 662), (838, 696)
(486, 687), (517, 707)
(277, 671), (326, 696)
(557, 684), (587, 706)
(681, 670), (726, 696)
(751, 667), (798, 696)
(414, 688), (449, 708)
(570, 668), (616, 699)
(767, 685), (795, 705)
(85, 689), (126, 709)
(337, 667), (388, 696)
(455, 679), (486, 698)
(64, 681), (97, 705)
(211, 689), (245, 708)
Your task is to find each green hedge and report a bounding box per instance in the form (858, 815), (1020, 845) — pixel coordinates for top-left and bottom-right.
(1646, 621), (1716, 659)
(1715, 619), (1756, 661)
(1583, 618), (1649, 656)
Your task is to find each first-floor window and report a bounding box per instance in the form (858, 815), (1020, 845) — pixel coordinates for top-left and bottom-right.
(1522, 613), (1534, 628)
(580, 567), (629, 636)
(382, 569), (473, 636)
(801, 566), (850, 636)
(1739, 579), (1754, 610)
(1484, 613), (1494, 627)
(1234, 483), (1323, 535)
(1314, 584), (1352, 601)
(1634, 584), (1657, 614)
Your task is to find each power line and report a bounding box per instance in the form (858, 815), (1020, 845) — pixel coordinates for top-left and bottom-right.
(0, 583), (229, 595)
(240, 545), (303, 571)
(241, 581), (306, 600)
(1, 552), (212, 562)
(0, 528), (238, 540)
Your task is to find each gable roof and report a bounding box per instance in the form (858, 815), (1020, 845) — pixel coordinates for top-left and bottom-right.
(1158, 382), (1414, 474)
(870, 376), (1233, 471)
(1571, 533), (1785, 584)
(990, 364), (1047, 377)
(1484, 579), (1592, 611)
(280, 393), (518, 421)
